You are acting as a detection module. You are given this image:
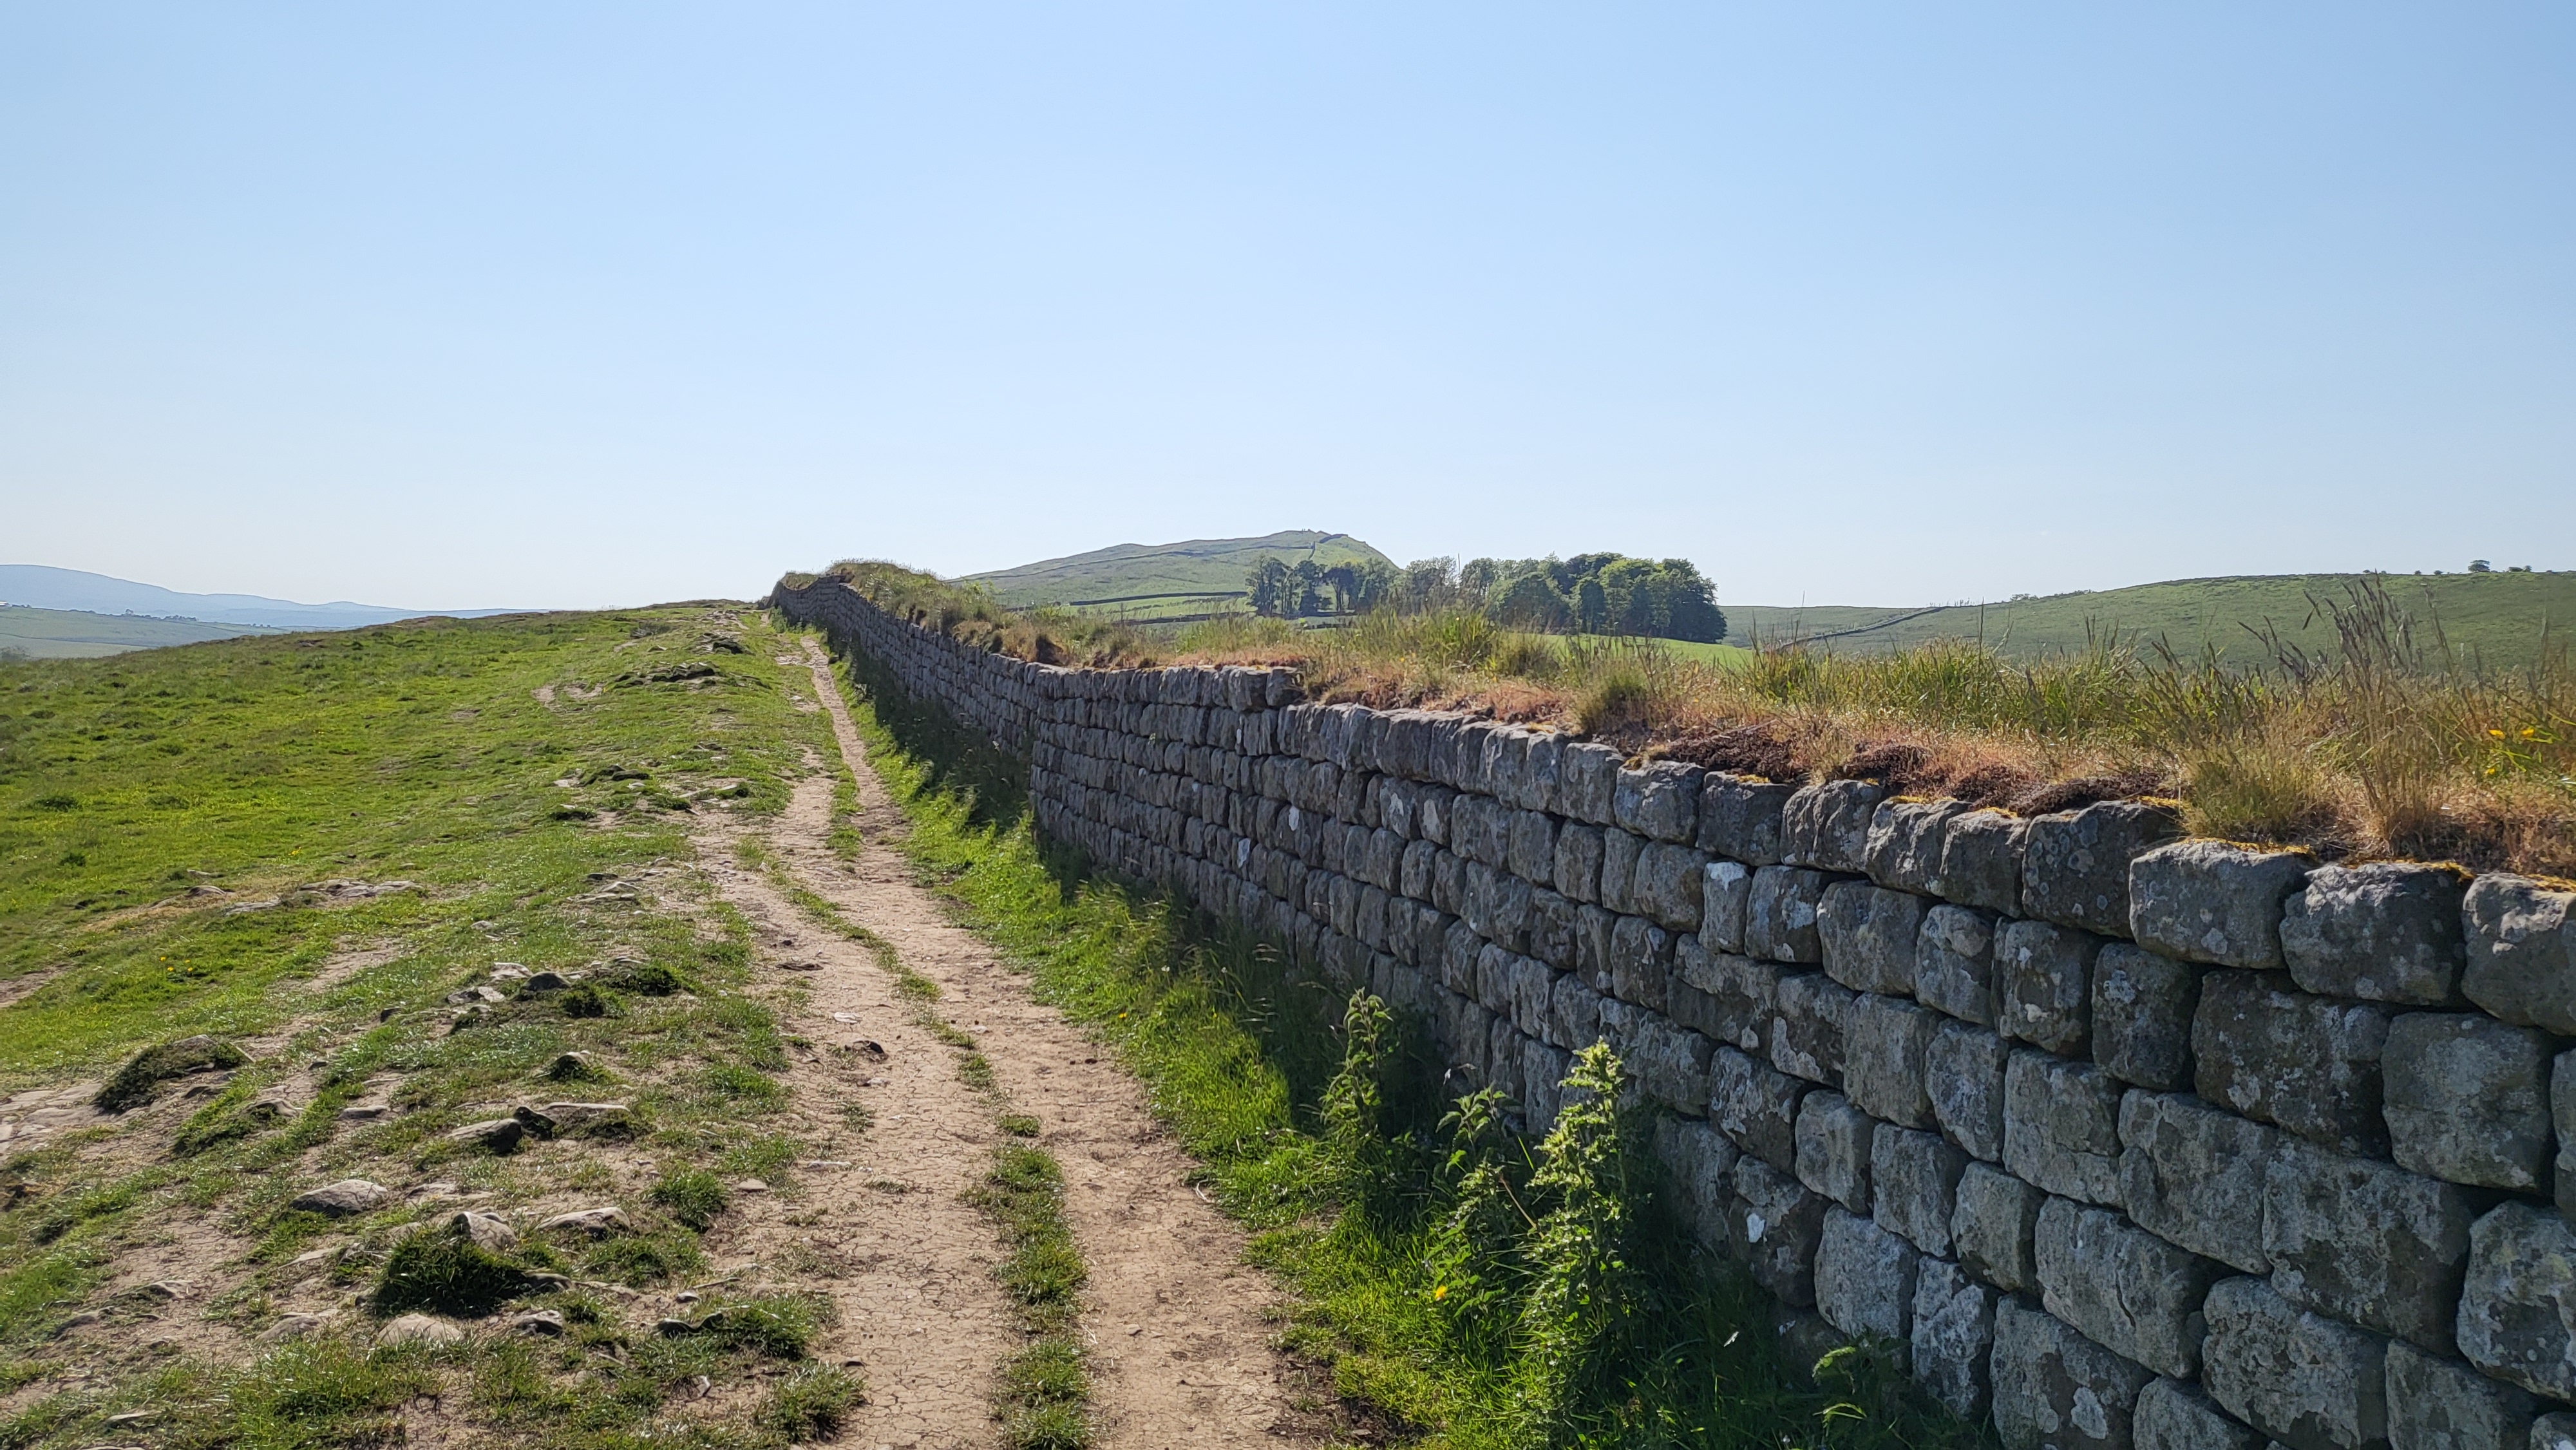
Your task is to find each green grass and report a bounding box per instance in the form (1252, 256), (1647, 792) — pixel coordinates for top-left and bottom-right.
(969, 1140), (1095, 1449)
(823, 627), (1987, 1450)
(0, 605), (873, 1449)
(961, 530), (1392, 614)
(0, 605), (290, 661)
(1723, 569), (2576, 664)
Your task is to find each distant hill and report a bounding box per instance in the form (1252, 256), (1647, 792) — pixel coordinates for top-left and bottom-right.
(0, 564), (527, 632)
(1724, 571), (2576, 665)
(0, 605), (289, 660)
(965, 531), (1394, 619)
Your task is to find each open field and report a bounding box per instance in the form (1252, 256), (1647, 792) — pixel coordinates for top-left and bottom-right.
(963, 531), (1393, 617)
(1725, 569), (2576, 664)
(0, 606), (288, 660)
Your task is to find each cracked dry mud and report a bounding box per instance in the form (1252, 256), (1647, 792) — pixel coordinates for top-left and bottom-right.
(691, 638), (1327, 1448)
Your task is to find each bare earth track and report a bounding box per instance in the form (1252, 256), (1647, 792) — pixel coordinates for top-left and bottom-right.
(715, 637), (1326, 1448)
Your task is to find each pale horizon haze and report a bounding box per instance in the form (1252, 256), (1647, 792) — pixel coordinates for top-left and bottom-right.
(3, 5), (2570, 612)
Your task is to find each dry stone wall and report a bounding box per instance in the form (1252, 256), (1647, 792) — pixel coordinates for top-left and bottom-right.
(777, 576), (2576, 1450)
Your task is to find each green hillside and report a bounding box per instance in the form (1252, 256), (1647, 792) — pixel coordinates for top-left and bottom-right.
(0, 605), (287, 659)
(1724, 570), (2576, 665)
(963, 530), (1393, 619)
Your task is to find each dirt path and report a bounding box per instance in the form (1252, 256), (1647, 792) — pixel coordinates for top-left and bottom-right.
(754, 636), (1326, 1448)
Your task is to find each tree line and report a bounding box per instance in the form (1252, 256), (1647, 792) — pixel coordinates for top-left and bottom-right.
(1245, 552), (1728, 643)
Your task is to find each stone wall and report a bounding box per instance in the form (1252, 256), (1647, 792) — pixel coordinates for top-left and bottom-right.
(777, 574), (2576, 1450)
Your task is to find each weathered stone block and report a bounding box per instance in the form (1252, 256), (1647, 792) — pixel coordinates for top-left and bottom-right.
(1553, 823), (1604, 905)
(1911, 1256), (1996, 1420)
(1702, 860), (1753, 952)
(1873, 1125), (1969, 1256)
(2555, 1050), (2576, 1222)
(1547, 972), (1604, 1051)
(1712, 1044), (1808, 1172)
(1820, 881), (1927, 995)
(1783, 780), (1888, 874)
(1698, 773), (1795, 866)
(1629, 1012), (1713, 1115)
(1525, 889), (1581, 973)
(1770, 972), (1853, 1086)
(2458, 1203), (2576, 1402)
(1866, 797), (1970, 895)
(1954, 1174), (2041, 1297)
(2094, 944), (2199, 1091)
(1747, 865), (1833, 964)
(1918, 903), (2000, 1026)
(2202, 1276), (2389, 1450)
(1608, 914), (1674, 1013)
(1508, 808), (1558, 885)
(1844, 993), (1937, 1129)
(1486, 1020), (1526, 1104)
(2281, 863), (2468, 1006)
(1573, 903), (1615, 992)
(2193, 971), (2390, 1155)
(1927, 1018), (2011, 1162)
(2130, 842), (2312, 969)
(2463, 875), (2576, 1037)
(2383, 1013), (2552, 1192)
(2118, 1090), (2275, 1275)
(2000, 918), (2103, 1057)
(2137, 1377), (2262, 1450)
(2023, 799), (2183, 939)
(1795, 1089), (1875, 1212)
(2264, 1138), (2473, 1355)
(2384, 1340), (2535, 1450)
(1651, 1115), (1741, 1250)
(1509, 954), (1558, 1040)
(2535, 1412), (2576, 1450)
(1522, 1038), (1573, 1135)
(1634, 842), (1711, 932)
(1817, 1207), (1919, 1346)
(1992, 1297), (2155, 1450)
(1934, 807), (2025, 915)
(1674, 940), (1776, 1053)
(2004, 1050), (2124, 1207)
(1730, 1154), (1828, 1306)
(1557, 742), (1622, 826)
(1598, 827), (1643, 916)
(2038, 1194), (2223, 1378)
(1614, 761), (1703, 844)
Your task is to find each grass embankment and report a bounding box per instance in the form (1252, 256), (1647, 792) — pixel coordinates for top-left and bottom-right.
(824, 628), (1980, 1450)
(800, 561), (2576, 875)
(0, 607), (864, 1449)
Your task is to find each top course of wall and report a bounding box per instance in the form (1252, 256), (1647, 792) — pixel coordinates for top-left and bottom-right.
(777, 572), (2576, 1450)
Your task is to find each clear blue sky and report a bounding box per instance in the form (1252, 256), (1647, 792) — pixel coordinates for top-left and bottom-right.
(4, 4), (2568, 611)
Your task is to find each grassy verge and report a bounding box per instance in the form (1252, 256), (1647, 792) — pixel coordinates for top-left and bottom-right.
(0, 607), (869, 1450)
(813, 625), (1986, 1450)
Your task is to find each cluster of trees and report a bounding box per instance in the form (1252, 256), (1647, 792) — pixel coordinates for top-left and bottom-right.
(1245, 551), (1728, 643)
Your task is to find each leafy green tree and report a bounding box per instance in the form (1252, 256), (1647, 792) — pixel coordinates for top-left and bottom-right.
(1492, 571), (1569, 630)
(1245, 556), (1292, 617)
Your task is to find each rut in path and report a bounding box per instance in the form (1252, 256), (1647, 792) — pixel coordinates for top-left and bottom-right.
(740, 636), (1329, 1448)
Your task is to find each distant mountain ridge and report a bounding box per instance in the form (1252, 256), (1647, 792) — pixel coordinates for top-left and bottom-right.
(963, 531), (1393, 613)
(0, 565), (525, 631)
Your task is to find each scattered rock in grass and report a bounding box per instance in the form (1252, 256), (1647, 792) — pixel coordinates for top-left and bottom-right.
(93, 1035), (251, 1112)
(260, 1313), (333, 1342)
(520, 971), (572, 993)
(448, 1005), (490, 1033)
(489, 963), (530, 981)
(777, 960), (822, 972)
(544, 1051), (605, 1082)
(338, 1101), (391, 1121)
(54, 1312), (100, 1336)
(511, 1105), (558, 1138)
(732, 1179), (771, 1194)
(507, 1310), (567, 1336)
(141, 1280), (191, 1300)
(377, 1313), (465, 1346)
(450, 1211), (519, 1253)
(446, 1118), (525, 1153)
(446, 986), (506, 1006)
(536, 1207), (631, 1239)
(290, 1179), (392, 1218)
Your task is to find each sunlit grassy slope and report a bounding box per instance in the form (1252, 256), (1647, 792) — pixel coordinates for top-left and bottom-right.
(0, 606), (817, 1085)
(1725, 570), (2576, 663)
(0, 606), (289, 660)
(962, 531), (1394, 612)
